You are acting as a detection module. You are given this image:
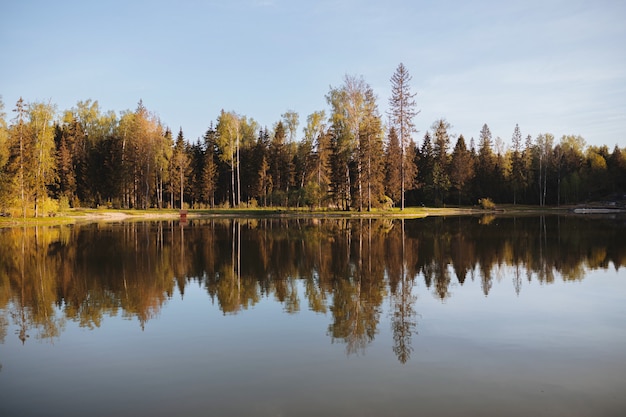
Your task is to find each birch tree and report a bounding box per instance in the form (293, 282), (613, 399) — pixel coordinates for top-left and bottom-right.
(216, 110), (241, 207)
(536, 133), (554, 206)
(28, 101), (57, 216)
(326, 74), (372, 210)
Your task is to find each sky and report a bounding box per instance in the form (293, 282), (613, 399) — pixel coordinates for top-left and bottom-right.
(1, 0), (625, 149)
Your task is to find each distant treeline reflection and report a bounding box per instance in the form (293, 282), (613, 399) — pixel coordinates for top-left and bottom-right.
(1, 216), (624, 362)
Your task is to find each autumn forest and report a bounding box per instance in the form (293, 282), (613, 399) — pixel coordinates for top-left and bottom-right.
(1, 64), (625, 217)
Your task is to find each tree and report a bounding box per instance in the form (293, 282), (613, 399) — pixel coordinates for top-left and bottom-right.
(216, 110), (241, 207)
(510, 124), (524, 205)
(326, 74), (374, 210)
(0, 96), (8, 172)
(389, 63), (419, 210)
(55, 121), (76, 203)
(281, 110), (299, 144)
(384, 127), (402, 205)
(475, 123), (496, 201)
(251, 127), (271, 207)
(66, 99), (117, 207)
(359, 87), (385, 211)
(608, 145), (626, 195)
(128, 101), (165, 209)
(154, 127), (173, 209)
(8, 98), (29, 217)
(450, 135), (474, 205)
(416, 131), (434, 204)
(536, 133), (554, 206)
(236, 116), (259, 205)
(200, 125), (218, 207)
(269, 121), (292, 205)
(0, 96), (11, 210)
(28, 101), (57, 217)
(172, 128), (189, 209)
(584, 145), (609, 199)
(303, 111), (330, 208)
(431, 119), (451, 205)
(522, 134), (534, 203)
(556, 134), (586, 204)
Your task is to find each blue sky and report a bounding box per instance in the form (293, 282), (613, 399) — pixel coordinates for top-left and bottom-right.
(1, 0), (624, 149)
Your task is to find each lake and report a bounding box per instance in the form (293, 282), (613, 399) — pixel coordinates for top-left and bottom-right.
(1, 215), (625, 416)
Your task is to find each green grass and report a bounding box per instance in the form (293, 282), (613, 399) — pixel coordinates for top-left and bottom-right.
(0, 204), (574, 227)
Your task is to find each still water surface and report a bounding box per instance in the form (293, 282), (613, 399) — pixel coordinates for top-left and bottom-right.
(0, 216), (625, 416)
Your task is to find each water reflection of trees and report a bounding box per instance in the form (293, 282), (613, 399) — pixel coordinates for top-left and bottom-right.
(1, 215), (625, 363)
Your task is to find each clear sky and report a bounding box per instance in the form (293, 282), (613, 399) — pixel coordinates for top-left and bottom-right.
(1, 0), (625, 149)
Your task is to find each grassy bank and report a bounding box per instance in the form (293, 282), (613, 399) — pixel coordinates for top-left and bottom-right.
(0, 205), (574, 227)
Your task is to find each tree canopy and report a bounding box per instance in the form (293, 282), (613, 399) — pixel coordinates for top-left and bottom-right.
(0, 69), (624, 216)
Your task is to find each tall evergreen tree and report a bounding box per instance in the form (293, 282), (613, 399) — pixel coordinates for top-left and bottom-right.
(55, 122), (76, 203)
(0, 97), (9, 210)
(9, 98), (30, 217)
(388, 63), (419, 210)
(450, 135), (474, 205)
(200, 125), (219, 207)
(269, 121), (290, 205)
(432, 119), (451, 205)
(417, 131), (434, 204)
(172, 128), (189, 209)
(475, 123), (496, 200)
(510, 124), (524, 205)
(385, 127), (402, 205)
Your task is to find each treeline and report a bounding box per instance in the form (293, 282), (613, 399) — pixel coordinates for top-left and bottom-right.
(1, 64), (625, 216)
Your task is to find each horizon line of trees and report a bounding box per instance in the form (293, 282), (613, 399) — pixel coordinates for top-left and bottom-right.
(2, 64), (625, 216)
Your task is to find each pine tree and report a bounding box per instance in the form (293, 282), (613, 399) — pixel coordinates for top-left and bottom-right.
(388, 63), (419, 210)
(417, 132), (434, 204)
(450, 135), (474, 205)
(172, 128), (189, 209)
(510, 124), (524, 205)
(55, 127), (76, 203)
(384, 127), (402, 205)
(475, 123), (496, 200)
(201, 126), (218, 207)
(10, 98), (29, 217)
(432, 119), (451, 205)
(269, 121), (291, 206)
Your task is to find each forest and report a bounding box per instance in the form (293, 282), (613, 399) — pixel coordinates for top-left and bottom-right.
(1, 64), (625, 216)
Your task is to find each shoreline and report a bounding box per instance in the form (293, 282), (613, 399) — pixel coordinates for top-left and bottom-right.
(0, 205), (593, 227)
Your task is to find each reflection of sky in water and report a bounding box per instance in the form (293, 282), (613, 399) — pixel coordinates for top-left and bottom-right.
(2, 264), (625, 416)
(1, 217), (626, 417)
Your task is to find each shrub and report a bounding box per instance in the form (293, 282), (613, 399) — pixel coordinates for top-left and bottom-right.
(40, 197), (59, 217)
(58, 196), (70, 212)
(479, 198), (496, 210)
